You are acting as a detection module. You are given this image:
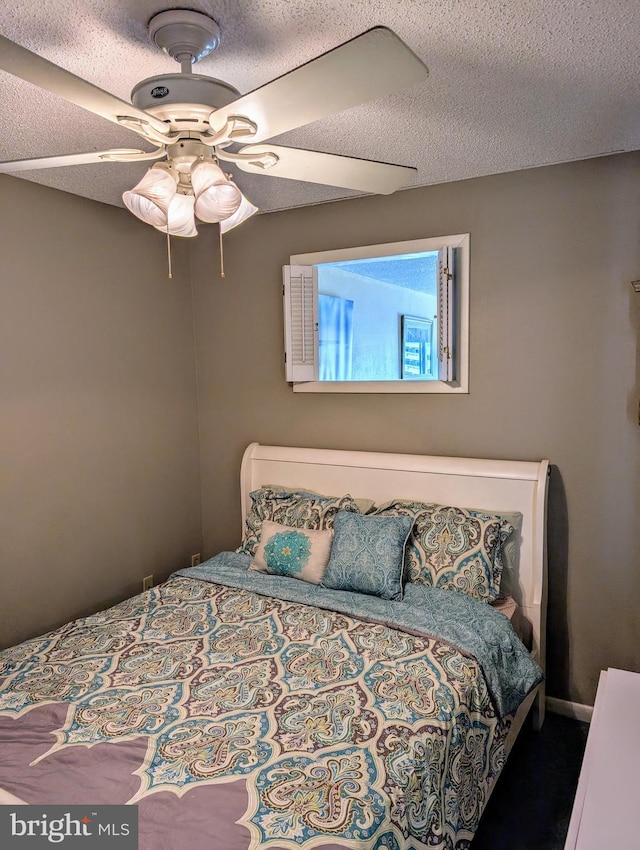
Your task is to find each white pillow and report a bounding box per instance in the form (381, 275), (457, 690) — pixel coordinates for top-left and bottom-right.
(249, 520), (334, 584)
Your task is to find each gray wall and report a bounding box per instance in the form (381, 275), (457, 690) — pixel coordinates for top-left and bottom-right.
(0, 176), (202, 648)
(191, 153), (640, 706)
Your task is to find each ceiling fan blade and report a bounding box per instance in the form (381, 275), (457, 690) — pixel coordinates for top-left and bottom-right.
(232, 144), (416, 194)
(0, 148), (164, 174)
(0, 35), (170, 139)
(210, 26), (428, 143)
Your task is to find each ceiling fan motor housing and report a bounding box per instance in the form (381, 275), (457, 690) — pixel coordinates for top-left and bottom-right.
(131, 74), (241, 131)
(132, 74), (239, 110)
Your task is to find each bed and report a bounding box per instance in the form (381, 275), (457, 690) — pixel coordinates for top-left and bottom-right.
(0, 442), (549, 849)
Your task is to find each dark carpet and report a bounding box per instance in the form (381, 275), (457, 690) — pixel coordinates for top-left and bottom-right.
(471, 712), (590, 849)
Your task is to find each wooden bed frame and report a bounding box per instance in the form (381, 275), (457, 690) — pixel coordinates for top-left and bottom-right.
(240, 442), (549, 742)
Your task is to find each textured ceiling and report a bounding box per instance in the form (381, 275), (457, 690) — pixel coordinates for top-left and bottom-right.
(1, 0), (639, 215)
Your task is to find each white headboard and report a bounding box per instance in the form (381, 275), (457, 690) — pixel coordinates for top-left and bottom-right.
(240, 442), (549, 673)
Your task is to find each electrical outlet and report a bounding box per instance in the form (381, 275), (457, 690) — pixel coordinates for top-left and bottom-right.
(142, 575), (154, 591)
(191, 553), (201, 567)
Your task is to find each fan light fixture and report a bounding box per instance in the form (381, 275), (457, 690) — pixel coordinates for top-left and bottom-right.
(122, 157), (258, 236)
(122, 149), (259, 276)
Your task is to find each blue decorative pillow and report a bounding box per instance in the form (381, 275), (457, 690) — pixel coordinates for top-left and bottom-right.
(320, 510), (413, 600)
(249, 520), (334, 584)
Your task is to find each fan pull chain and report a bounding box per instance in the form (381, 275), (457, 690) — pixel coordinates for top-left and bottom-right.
(166, 229), (173, 279)
(219, 224), (225, 278)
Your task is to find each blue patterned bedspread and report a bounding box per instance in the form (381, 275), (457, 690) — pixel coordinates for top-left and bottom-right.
(0, 552), (543, 850)
(176, 551), (542, 719)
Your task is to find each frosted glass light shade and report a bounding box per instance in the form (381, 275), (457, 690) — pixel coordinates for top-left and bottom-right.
(191, 160), (242, 222)
(122, 165), (177, 227)
(154, 193), (198, 237)
(190, 159), (226, 192)
(220, 193), (259, 233)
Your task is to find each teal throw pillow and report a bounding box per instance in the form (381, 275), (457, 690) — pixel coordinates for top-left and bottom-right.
(320, 510), (413, 601)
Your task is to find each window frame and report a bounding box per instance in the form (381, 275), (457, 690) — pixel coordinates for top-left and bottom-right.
(288, 232), (469, 394)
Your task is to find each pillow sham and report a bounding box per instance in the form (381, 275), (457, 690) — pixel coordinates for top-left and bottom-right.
(264, 484), (375, 516)
(495, 510), (523, 597)
(237, 487), (362, 556)
(249, 520), (334, 584)
(320, 510), (413, 601)
(372, 499), (515, 602)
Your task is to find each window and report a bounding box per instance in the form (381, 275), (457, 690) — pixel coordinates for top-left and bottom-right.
(283, 233), (469, 393)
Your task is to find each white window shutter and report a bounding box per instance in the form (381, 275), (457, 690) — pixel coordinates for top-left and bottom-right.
(283, 264), (318, 382)
(437, 246), (456, 382)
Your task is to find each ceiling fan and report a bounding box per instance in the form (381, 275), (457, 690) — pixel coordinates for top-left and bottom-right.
(0, 9), (429, 240)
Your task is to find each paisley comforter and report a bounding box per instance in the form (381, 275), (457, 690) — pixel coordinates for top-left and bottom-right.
(0, 552), (542, 850)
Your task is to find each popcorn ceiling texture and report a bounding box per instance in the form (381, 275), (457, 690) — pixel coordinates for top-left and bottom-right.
(1, 0), (638, 213)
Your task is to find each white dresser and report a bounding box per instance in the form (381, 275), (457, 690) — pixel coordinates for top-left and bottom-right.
(564, 668), (640, 850)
